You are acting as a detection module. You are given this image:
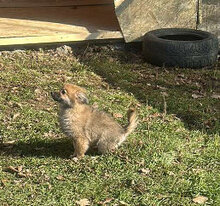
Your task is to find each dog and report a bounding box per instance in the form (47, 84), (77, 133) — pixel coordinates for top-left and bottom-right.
(51, 84), (138, 159)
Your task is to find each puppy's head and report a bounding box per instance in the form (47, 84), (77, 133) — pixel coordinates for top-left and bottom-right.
(51, 84), (89, 107)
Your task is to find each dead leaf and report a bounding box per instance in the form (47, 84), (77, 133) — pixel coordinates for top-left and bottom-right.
(4, 140), (15, 144)
(192, 94), (203, 99)
(157, 85), (168, 90)
(137, 158), (145, 166)
(76, 198), (90, 206)
(211, 94), (220, 99)
(119, 200), (129, 205)
(7, 166), (19, 173)
(13, 102), (22, 108)
(161, 91), (168, 97)
(98, 198), (113, 205)
(193, 195), (208, 204)
(5, 166), (31, 178)
(34, 88), (41, 94)
(17, 166), (23, 172)
(2, 140), (15, 148)
(113, 113), (123, 119)
(139, 168), (150, 175)
(178, 74), (185, 78)
(92, 102), (99, 109)
(56, 175), (65, 181)
(1, 179), (7, 187)
(17, 172), (27, 178)
(12, 113), (20, 120)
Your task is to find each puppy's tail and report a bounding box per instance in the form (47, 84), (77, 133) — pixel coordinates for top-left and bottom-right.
(124, 108), (138, 137)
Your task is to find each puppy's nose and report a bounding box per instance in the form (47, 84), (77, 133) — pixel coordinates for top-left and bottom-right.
(51, 92), (56, 99)
(51, 92), (60, 101)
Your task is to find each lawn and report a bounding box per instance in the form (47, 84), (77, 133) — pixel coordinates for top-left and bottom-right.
(0, 45), (219, 206)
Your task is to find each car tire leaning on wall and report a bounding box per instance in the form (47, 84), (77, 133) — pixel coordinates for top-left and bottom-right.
(142, 28), (219, 68)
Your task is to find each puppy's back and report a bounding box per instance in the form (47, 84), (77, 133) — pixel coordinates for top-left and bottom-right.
(88, 109), (125, 138)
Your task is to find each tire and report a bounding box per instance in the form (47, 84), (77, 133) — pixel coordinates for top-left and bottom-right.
(142, 28), (219, 68)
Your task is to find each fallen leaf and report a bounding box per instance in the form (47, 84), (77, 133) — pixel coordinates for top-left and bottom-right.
(157, 85), (168, 90)
(17, 172), (27, 178)
(46, 182), (52, 190)
(161, 91), (168, 97)
(56, 175), (65, 181)
(7, 166), (19, 173)
(92, 102), (99, 109)
(4, 140), (15, 145)
(193, 195), (208, 204)
(2, 140), (15, 148)
(178, 74), (185, 78)
(17, 166), (23, 172)
(139, 168), (150, 175)
(34, 88), (41, 94)
(43, 131), (54, 137)
(192, 94), (203, 99)
(119, 200), (129, 205)
(12, 113), (20, 120)
(146, 106), (153, 110)
(76, 198), (90, 206)
(1, 179), (7, 187)
(211, 94), (220, 99)
(137, 159), (145, 166)
(113, 113), (123, 119)
(98, 198), (113, 205)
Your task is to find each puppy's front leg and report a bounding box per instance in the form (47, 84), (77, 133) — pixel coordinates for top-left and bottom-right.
(72, 137), (89, 159)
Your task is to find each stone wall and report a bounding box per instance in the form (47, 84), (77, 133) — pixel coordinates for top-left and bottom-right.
(198, 0), (220, 46)
(114, 0), (220, 46)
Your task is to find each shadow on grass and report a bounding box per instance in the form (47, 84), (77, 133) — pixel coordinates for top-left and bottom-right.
(0, 139), (72, 158)
(79, 45), (220, 134)
(1, 139), (99, 159)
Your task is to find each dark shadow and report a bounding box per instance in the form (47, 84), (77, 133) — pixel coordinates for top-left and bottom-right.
(115, 0), (135, 14)
(0, 138), (99, 159)
(0, 3), (120, 34)
(77, 43), (220, 134)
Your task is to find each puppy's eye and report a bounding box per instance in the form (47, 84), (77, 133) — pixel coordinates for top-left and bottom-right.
(61, 89), (67, 95)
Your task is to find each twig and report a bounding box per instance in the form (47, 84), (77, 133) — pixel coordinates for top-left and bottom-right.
(162, 92), (167, 116)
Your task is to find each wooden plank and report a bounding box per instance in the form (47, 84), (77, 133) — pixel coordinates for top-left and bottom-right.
(0, 32), (123, 46)
(0, 5), (120, 38)
(0, 0), (113, 7)
(0, 4), (122, 46)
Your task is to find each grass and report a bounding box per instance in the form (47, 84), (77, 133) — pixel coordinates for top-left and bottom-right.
(0, 45), (219, 206)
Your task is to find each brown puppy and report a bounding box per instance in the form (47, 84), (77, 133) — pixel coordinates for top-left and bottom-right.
(51, 84), (138, 158)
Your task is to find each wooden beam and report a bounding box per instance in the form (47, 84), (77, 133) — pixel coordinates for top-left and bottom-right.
(0, 3), (122, 46)
(0, 5), (121, 37)
(0, 0), (113, 8)
(0, 32), (123, 46)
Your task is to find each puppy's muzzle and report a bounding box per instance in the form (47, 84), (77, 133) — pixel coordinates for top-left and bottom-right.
(51, 92), (62, 102)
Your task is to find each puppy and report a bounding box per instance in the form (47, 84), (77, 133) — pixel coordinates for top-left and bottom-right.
(51, 84), (138, 158)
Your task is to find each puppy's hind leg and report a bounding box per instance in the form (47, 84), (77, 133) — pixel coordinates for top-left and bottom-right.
(97, 138), (117, 154)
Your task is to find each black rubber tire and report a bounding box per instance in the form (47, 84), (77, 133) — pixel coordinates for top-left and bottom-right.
(142, 28), (219, 68)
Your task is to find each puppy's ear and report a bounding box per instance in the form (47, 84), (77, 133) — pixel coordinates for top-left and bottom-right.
(76, 92), (89, 104)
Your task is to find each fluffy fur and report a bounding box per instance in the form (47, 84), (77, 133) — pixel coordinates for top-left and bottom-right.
(51, 84), (138, 158)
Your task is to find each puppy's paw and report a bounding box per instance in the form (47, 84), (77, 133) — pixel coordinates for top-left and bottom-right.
(69, 155), (79, 162)
(69, 153), (85, 161)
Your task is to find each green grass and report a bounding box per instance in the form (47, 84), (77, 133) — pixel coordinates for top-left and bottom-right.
(0, 46), (219, 206)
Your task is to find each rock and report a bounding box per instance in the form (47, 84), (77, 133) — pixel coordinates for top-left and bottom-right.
(114, 0), (197, 42)
(198, 0), (220, 46)
(56, 45), (72, 56)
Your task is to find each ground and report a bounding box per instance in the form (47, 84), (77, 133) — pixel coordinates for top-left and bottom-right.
(0, 44), (219, 206)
